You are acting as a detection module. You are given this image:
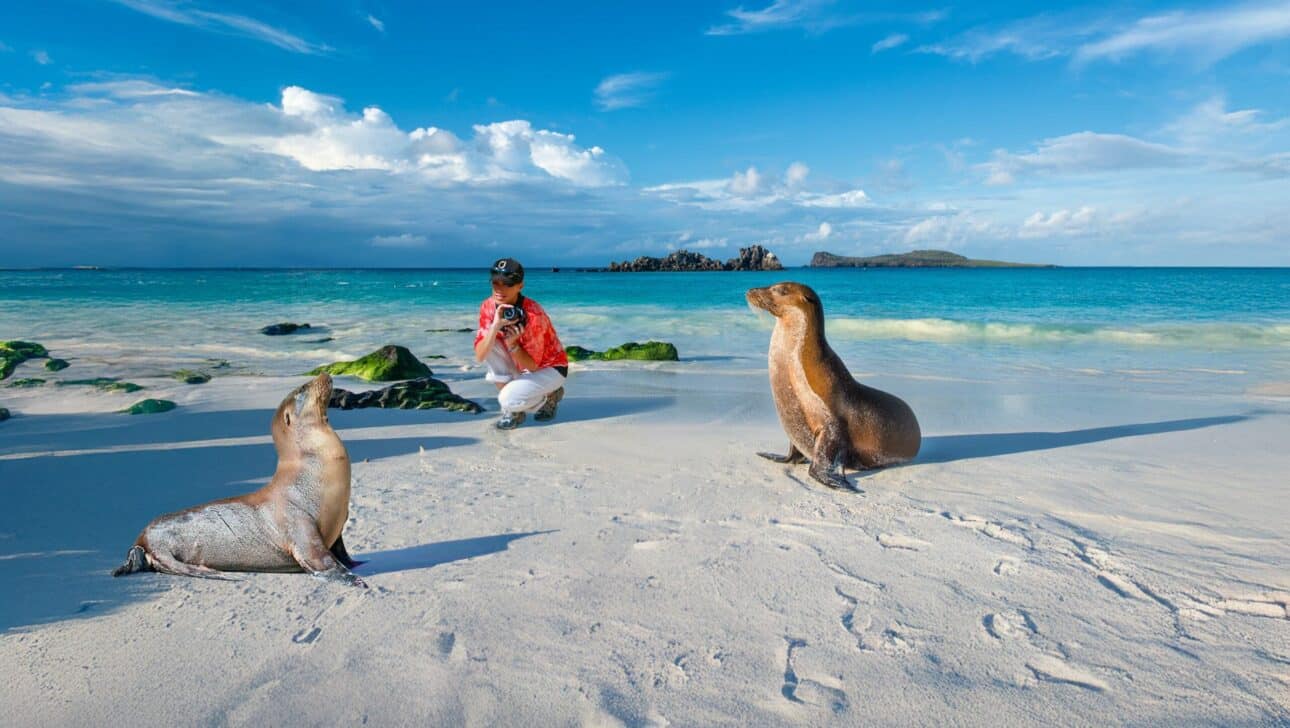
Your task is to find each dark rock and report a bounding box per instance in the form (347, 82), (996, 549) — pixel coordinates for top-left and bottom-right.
(425, 328), (474, 333)
(607, 245), (782, 272)
(329, 377), (482, 413)
(564, 341), (679, 361)
(308, 345), (433, 382)
(123, 399), (176, 415)
(7, 378), (45, 388)
(172, 370), (211, 385)
(303, 337), (334, 344)
(261, 322), (312, 336)
(44, 358), (70, 372)
(0, 407), (8, 422)
(1, 340), (48, 380)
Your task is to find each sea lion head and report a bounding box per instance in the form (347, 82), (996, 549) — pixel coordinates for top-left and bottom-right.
(746, 282), (823, 323)
(272, 373), (337, 455)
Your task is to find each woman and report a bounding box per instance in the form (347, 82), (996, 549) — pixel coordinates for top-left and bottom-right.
(473, 258), (568, 430)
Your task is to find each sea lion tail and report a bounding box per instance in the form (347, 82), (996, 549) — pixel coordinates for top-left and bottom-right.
(111, 545), (152, 577)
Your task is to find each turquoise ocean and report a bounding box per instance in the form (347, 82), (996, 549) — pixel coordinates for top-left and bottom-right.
(2, 267), (1288, 395)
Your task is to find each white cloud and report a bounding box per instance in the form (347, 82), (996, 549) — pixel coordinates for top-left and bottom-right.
(785, 161), (810, 186)
(110, 0), (329, 54)
(798, 189), (869, 207)
(68, 80), (200, 98)
(1164, 96), (1289, 147)
(31, 50), (52, 65)
(1017, 206), (1098, 238)
(370, 233), (427, 247)
(728, 165), (768, 196)
(1075, 2), (1290, 65)
(706, 1), (944, 36)
(872, 33), (909, 53)
(594, 72), (669, 111)
(804, 221), (833, 240)
(917, 16), (1076, 62)
(367, 14), (385, 33)
(981, 132), (1189, 185)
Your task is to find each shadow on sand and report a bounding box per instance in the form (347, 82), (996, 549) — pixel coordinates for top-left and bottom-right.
(355, 531), (554, 577)
(918, 414), (1250, 465)
(0, 410), (478, 633)
(547, 396), (675, 425)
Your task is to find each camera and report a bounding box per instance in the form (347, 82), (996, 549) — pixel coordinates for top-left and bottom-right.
(499, 304), (526, 326)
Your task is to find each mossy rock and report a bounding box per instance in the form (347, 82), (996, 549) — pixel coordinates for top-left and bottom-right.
(0, 407), (9, 422)
(44, 358), (70, 372)
(564, 341), (679, 362)
(329, 377), (482, 413)
(123, 399), (176, 415)
(308, 345), (432, 382)
(60, 378), (144, 393)
(1, 340), (48, 380)
(172, 369), (211, 385)
(7, 378), (46, 388)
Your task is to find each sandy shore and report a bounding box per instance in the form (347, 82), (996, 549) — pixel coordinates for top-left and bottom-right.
(1, 361), (1288, 725)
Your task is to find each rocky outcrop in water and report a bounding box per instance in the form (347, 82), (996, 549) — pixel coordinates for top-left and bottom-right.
(809, 249), (1053, 268)
(608, 245), (783, 272)
(123, 399), (176, 415)
(329, 377), (482, 413)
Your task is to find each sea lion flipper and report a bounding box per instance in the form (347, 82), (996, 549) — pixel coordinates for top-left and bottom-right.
(149, 552), (239, 581)
(329, 534), (365, 569)
(757, 444), (806, 464)
(292, 530), (368, 589)
(808, 419), (856, 491)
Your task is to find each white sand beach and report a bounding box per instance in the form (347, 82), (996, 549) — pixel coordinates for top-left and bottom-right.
(1, 354), (1287, 726)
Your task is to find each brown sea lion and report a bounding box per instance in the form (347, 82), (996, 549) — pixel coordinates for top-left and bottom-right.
(746, 282), (921, 490)
(111, 373), (365, 587)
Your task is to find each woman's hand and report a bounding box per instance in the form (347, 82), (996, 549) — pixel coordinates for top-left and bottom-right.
(502, 323), (524, 349)
(489, 304), (513, 333)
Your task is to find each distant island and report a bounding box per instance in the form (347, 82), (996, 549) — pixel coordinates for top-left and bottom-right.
(809, 249), (1055, 268)
(606, 245), (783, 272)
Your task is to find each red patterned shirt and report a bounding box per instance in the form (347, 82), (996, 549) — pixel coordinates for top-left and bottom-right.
(475, 296), (569, 371)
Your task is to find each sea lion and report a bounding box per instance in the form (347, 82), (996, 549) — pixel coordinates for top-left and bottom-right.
(111, 373), (365, 587)
(746, 282), (920, 489)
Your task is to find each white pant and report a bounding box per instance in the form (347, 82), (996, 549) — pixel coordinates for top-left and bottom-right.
(483, 344), (566, 415)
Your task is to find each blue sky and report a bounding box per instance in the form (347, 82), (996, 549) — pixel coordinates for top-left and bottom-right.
(2, 0), (1289, 267)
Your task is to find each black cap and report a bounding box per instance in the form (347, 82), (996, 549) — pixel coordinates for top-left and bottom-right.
(490, 257), (524, 283)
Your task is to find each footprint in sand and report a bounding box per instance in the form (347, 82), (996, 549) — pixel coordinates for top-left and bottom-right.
(983, 610), (1037, 641)
(781, 638), (849, 714)
(940, 512), (1033, 549)
(1025, 654), (1109, 692)
(877, 533), (931, 551)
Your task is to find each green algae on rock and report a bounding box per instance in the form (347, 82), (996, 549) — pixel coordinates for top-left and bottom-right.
(308, 345), (433, 382)
(123, 399), (176, 415)
(329, 377), (482, 413)
(7, 378), (46, 388)
(60, 378), (145, 393)
(44, 358), (70, 372)
(564, 341), (679, 362)
(1, 341), (48, 380)
(171, 370), (211, 385)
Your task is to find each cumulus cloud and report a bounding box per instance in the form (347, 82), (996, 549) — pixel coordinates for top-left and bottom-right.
(594, 72), (669, 111)
(646, 162), (867, 212)
(785, 161), (810, 186)
(110, 0), (329, 54)
(252, 86), (628, 186)
(798, 189), (869, 208)
(1017, 207), (1098, 238)
(981, 132), (1189, 185)
(803, 221), (833, 240)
